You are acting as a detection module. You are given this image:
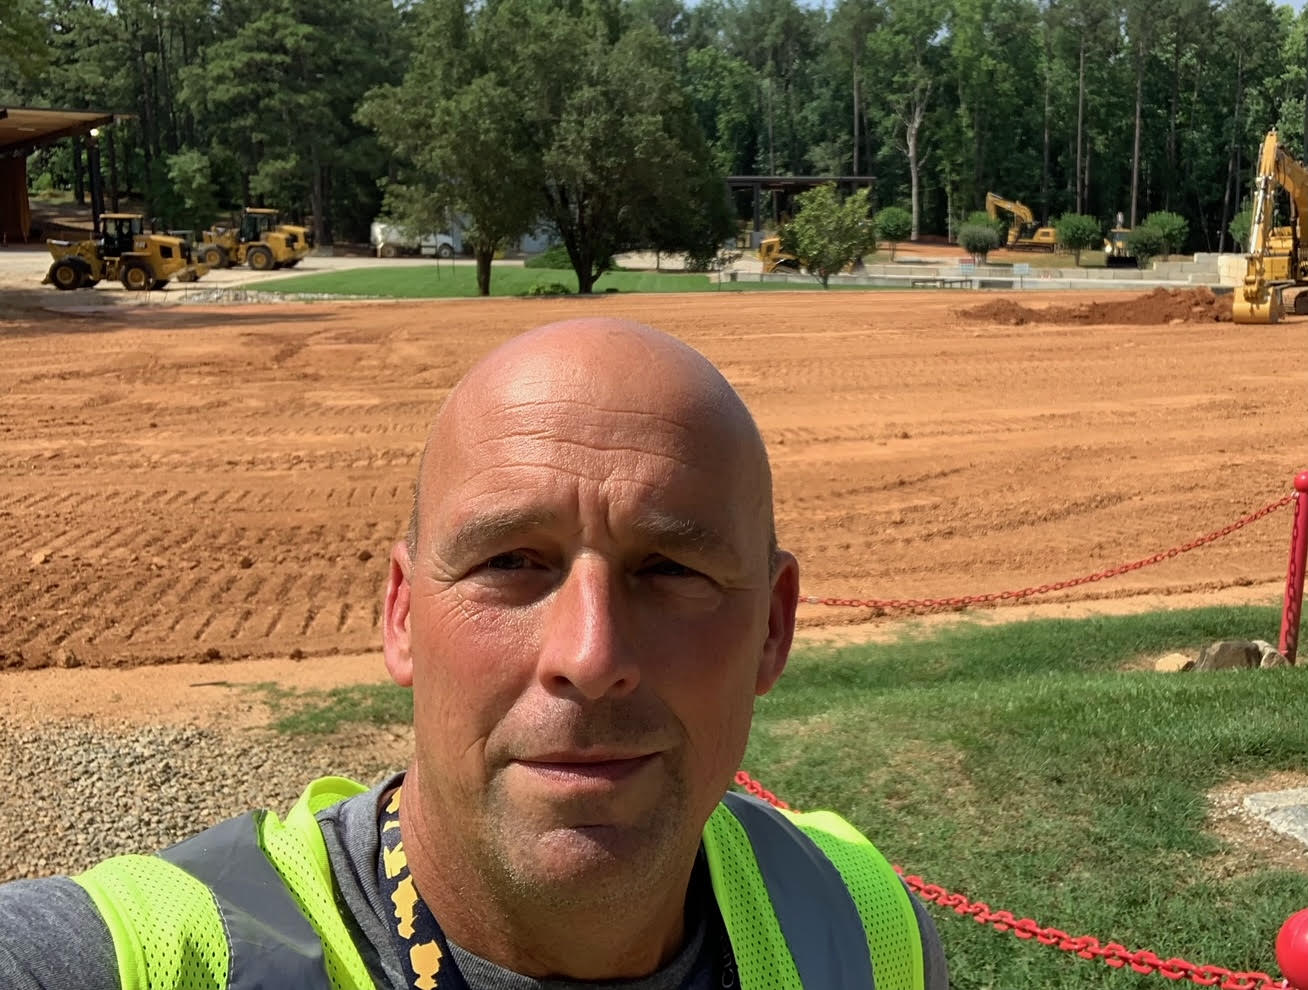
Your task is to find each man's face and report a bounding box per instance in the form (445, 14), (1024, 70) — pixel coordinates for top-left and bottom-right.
(385, 347), (797, 906)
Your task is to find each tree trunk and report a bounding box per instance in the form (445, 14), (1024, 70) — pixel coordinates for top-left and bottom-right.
(577, 262), (597, 294)
(1085, 140), (1091, 214)
(1218, 54), (1244, 253)
(474, 244), (494, 296)
(73, 137), (85, 206)
(1167, 33), (1181, 212)
(1075, 39), (1086, 213)
(907, 123), (921, 241)
(1130, 49), (1143, 227)
(1041, 3), (1053, 222)
(107, 127), (120, 211)
(852, 51), (860, 174)
(310, 149), (329, 247)
(767, 75), (776, 175)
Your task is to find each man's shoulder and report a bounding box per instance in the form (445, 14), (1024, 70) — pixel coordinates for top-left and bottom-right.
(0, 875), (120, 990)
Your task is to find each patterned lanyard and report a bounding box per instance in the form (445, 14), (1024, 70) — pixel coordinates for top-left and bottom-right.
(377, 786), (738, 989)
(376, 786), (467, 990)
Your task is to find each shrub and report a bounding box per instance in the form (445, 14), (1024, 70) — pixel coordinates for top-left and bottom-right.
(522, 281), (573, 296)
(1053, 213), (1102, 266)
(525, 244), (572, 269)
(1139, 211), (1189, 257)
(784, 184), (877, 287)
(957, 222), (999, 262)
(875, 206), (913, 259)
(1228, 206), (1253, 252)
(1126, 225), (1166, 267)
(965, 209), (1005, 243)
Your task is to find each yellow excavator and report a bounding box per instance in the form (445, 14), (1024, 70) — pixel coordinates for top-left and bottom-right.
(1233, 128), (1308, 324)
(984, 192), (1058, 251)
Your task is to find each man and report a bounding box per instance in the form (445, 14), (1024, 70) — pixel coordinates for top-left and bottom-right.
(0, 317), (947, 989)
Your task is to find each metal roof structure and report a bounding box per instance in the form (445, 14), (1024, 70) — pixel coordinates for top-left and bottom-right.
(0, 107), (122, 158)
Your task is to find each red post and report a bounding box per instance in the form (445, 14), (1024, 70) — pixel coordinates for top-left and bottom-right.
(1278, 471), (1308, 663)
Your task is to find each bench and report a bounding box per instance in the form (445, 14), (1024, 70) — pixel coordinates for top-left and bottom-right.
(911, 276), (972, 289)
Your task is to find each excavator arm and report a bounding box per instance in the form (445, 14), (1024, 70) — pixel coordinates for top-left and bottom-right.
(984, 192), (1034, 225)
(1234, 128), (1308, 323)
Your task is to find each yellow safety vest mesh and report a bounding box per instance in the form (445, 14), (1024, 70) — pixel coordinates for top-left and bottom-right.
(72, 777), (374, 990)
(74, 854), (230, 990)
(255, 776), (375, 990)
(794, 809), (923, 990)
(701, 802), (922, 990)
(74, 778), (919, 990)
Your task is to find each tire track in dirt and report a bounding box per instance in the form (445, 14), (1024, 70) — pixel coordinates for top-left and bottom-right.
(3, 292), (1305, 669)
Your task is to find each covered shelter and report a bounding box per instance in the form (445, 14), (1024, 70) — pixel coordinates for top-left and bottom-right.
(727, 175), (876, 246)
(0, 107), (122, 243)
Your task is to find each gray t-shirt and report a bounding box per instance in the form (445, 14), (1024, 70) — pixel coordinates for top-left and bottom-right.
(0, 776), (948, 989)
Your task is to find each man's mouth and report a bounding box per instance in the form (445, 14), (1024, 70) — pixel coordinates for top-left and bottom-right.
(513, 751), (660, 783)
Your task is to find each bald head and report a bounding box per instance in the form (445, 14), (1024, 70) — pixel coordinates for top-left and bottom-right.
(405, 318), (777, 571)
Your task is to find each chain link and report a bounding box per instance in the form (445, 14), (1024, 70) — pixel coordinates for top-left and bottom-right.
(800, 494), (1297, 611)
(732, 771), (1293, 990)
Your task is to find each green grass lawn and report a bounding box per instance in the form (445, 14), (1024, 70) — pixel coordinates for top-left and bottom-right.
(253, 265), (712, 297)
(261, 605), (1308, 988)
(249, 265), (904, 298)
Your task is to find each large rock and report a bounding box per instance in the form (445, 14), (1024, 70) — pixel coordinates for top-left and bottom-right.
(1154, 652), (1195, 672)
(1253, 638), (1293, 668)
(1194, 640), (1262, 671)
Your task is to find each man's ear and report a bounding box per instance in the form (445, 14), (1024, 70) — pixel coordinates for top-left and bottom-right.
(755, 550), (799, 696)
(383, 540), (415, 688)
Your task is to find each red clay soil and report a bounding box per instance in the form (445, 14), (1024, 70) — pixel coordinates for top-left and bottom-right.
(1, 289), (1302, 670)
(960, 287), (1233, 325)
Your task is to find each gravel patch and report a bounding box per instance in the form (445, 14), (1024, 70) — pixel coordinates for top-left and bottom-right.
(0, 715), (406, 882)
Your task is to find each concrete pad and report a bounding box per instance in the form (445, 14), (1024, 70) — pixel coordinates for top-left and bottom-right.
(1244, 789), (1308, 845)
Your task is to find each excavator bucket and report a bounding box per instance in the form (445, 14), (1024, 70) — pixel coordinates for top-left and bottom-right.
(1232, 283), (1285, 324)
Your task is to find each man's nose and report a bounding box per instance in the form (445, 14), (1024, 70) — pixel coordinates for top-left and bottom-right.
(537, 557), (640, 701)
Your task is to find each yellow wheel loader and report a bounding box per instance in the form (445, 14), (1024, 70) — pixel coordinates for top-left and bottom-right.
(1233, 128), (1308, 324)
(199, 207), (312, 271)
(43, 213), (208, 291)
(757, 236), (865, 275)
(985, 192), (1058, 251)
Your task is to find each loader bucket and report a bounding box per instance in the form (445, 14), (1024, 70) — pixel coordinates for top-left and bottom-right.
(1232, 285), (1284, 324)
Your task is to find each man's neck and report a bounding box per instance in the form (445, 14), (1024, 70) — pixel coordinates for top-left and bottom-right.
(396, 771), (699, 981)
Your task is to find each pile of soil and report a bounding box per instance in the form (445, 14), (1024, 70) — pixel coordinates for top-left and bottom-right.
(960, 287), (1233, 326)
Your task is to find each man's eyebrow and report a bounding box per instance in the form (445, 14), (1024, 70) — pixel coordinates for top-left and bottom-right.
(632, 512), (741, 566)
(441, 509), (558, 560)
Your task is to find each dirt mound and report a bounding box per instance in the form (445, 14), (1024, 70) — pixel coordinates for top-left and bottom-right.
(960, 287), (1233, 326)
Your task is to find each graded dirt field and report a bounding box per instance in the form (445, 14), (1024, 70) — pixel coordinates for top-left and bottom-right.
(3, 289), (1305, 677)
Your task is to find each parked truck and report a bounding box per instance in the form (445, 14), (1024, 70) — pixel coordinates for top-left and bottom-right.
(370, 221), (457, 258)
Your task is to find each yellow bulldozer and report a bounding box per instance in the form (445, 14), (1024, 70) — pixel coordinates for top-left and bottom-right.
(43, 213), (208, 291)
(985, 192), (1058, 251)
(198, 207), (311, 271)
(1233, 128), (1308, 324)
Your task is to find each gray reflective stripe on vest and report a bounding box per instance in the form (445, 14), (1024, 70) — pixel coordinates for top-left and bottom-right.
(161, 811), (330, 989)
(720, 791), (875, 989)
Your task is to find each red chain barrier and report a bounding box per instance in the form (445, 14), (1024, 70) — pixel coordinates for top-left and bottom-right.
(732, 771), (1293, 990)
(800, 494), (1297, 612)
(1277, 475), (1308, 663)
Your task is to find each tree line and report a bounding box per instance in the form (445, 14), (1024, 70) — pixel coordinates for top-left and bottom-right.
(2, 0), (1306, 277)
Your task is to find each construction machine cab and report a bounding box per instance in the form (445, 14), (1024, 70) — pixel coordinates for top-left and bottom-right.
(101, 213), (144, 258)
(240, 208), (278, 242)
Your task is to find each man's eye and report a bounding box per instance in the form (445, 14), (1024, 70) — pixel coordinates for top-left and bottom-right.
(643, 558), (698, 578)
(485, 551), (532, 570)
